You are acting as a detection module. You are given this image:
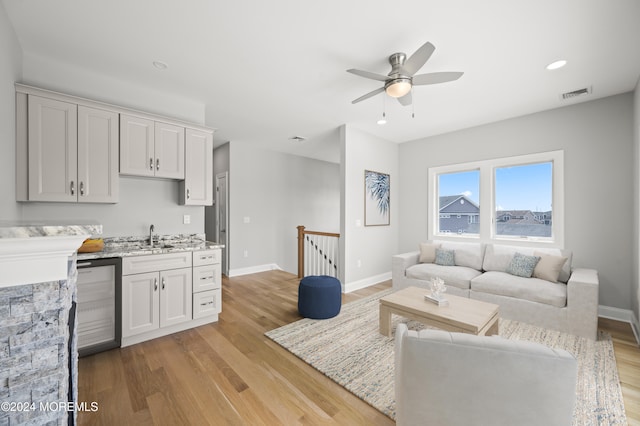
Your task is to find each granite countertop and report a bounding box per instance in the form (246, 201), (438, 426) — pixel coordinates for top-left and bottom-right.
(77, 233), (224, 260)
(0, 221), (102, 239)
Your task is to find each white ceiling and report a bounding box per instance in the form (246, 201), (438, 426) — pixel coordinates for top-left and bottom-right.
(3, 0), (640, 163)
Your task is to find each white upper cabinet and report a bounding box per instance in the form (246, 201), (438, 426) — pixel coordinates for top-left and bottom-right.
(25, 95), (118, 203)
(28, 96), (78, 202)
(155, 122), (185, 179)
(119, 115), (155, 177)
(120, 115), (185, 179)
(78, 106), (119, 203)
(180, 128), (213, 206)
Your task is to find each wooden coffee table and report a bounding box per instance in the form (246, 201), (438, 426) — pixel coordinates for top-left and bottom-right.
(379, 286), (499, 337)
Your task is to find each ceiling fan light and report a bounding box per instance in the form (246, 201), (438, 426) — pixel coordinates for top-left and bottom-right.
(385, 79), (412, 98)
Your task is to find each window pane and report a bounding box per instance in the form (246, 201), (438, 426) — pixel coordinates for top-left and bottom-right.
(495, 162), (552, 238)
(437, 170), (480, 235)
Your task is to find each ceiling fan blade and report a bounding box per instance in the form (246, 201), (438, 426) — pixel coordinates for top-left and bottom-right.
(347, 69), (389, 82)
(412, 71), (464, 85)
(351, 87), (385, 104)
(401, 41), (435, 76)
(397, 91), (412, 106)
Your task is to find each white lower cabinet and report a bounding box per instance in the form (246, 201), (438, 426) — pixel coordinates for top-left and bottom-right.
(121, 252), (192, 344)
(120, 249), (222, 347)
(192, 248), (222, 319)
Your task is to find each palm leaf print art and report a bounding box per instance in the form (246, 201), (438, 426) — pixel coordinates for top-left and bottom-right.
(365, 171), (390, 217)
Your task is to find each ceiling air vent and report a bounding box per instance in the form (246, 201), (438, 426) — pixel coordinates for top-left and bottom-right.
(560, 86), (592, 100)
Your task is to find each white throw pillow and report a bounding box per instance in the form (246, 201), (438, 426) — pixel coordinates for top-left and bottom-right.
(419, 243), (441, 263)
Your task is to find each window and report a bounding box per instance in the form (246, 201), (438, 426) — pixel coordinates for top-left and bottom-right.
(436, 170), (480, 236)
(428, 151), (564, 245)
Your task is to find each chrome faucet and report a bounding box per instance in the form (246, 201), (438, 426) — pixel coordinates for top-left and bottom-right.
(149, 224), (155, 247)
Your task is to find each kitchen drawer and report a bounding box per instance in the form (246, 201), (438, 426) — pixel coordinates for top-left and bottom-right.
(193, 288), (221, 319)
(193, 248), (220, 267)
(122, 252), (192, 275)
(193, 264), (221, 292)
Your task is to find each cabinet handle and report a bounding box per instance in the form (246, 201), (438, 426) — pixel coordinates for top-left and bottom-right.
(187, 189), (190, 199)
(149, 158), (154, 171)
(156, 158), (160, 171)
(162, 277), (166, 290)
(79, 181), (85, 196)
(201, 301), (214, 306)
(200, 276), (214, 280)
(70, 181), (75, 196)
(154, 278), (158, 291)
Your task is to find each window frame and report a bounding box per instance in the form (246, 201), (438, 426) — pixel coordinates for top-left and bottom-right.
(428, 150), (564, 247)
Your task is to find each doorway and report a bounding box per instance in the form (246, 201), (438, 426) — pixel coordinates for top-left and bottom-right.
(215, 172), (229, 275)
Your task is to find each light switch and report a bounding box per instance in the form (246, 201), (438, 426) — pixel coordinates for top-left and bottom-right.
(183, 215), (191, 224)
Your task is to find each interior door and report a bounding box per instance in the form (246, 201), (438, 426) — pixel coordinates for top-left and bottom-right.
(215, 172), (229, 276)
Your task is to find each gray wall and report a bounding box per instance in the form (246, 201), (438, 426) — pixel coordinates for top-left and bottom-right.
(341, 125), (399, 288)
(228, 141), (340, 275)
(0, 2), (23, 221)
(398, 93), (634, 310)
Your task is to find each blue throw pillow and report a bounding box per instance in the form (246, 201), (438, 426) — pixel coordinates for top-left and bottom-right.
(435, 248), (455, 266)
(506, 252), (541, 278)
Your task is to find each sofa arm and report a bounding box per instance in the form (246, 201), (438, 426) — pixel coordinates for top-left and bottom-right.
(392, 251), (420, 290)
(567, 268), (599, 340)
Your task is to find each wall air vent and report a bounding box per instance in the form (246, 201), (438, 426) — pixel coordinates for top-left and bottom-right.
(560, 86), (592, 100)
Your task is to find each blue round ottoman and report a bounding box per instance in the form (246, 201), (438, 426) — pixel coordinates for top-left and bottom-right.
(298, 275), (342, 319)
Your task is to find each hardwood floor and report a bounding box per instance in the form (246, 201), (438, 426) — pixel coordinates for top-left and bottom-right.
(78, 271), (640, 425)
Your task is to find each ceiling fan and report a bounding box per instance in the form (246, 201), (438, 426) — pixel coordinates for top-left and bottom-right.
(347, 41), (463, 106)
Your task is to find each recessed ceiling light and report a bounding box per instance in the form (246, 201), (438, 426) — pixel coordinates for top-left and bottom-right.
(377, 118), (387, 125)
(546, 60), (567, 70)
(152, 61), (168, 70)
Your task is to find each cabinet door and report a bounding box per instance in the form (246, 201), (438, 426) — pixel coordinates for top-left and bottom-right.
(27, 95), (78, 202)
(77, 106), (119, 203)
(120, 114), (155, 177)
(159, 268), (193, 328)
(181, 128), (213, 205)
(155, 122), (185, 179)
(122, 272), (159, 337)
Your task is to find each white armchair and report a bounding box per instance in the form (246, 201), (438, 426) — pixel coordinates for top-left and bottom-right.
(394, 324), (577, 426)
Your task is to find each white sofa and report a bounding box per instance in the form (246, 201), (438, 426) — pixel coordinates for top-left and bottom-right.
(395, 323), (578, 426)
(392, 241), (599, 339)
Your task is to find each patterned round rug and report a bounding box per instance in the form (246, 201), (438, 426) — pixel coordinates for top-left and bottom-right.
(265, 289), (627, 425)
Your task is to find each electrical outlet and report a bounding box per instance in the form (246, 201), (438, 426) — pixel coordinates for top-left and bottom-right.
(244, 250), (249, 258)
(243, 216), (251, 224)
(357, 259), (362, 268)
(183, 214), (191, 224)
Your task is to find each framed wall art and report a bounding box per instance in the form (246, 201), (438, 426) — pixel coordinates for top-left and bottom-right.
(364, 170), (390, 226)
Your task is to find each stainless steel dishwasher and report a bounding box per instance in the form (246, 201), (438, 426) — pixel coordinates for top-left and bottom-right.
(76, 257), (122, 356)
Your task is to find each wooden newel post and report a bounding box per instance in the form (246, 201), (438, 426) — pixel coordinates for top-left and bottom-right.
(297, 225), (305, 278)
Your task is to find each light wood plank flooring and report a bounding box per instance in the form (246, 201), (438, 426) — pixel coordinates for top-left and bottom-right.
(78, 271), (640, 425)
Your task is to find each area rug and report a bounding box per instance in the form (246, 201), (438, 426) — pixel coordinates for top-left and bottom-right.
(265, 289), (628, 425)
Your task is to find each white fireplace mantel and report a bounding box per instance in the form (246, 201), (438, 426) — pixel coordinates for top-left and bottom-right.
(0, 222), (102, 287)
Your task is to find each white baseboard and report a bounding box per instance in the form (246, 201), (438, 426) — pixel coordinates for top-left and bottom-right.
(344, 271), (392, 293)
(228, 263), (282, 277)
(598, 305), (640, 345)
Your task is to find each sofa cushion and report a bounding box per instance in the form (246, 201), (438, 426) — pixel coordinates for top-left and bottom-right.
(406, 263), (482, 291)
(533, 252), (568, 283)
(483, 244), (572, 283)
(435, 248), (455, 266)
(419, 243), (441, 263)
(471, 271), (567, 308)
(505, 253), (540, 278)
(433, 240), (485, 270)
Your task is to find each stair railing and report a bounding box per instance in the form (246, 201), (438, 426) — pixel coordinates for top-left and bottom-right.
(297, 226), (340, 278)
